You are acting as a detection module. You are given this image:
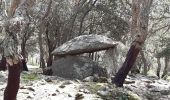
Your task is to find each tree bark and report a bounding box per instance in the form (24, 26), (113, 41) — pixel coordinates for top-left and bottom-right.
(9, 0), (21, 17)
(0, 55), (6, 71)
(162, 57), (170, 78)
(113, 40), (142, 87)
(38, 29), (46, 68)
(140, 50), (148, 75)
(131, 0), (140, 37)
(112, 0), (153, 87)
(21, 41), (28, 71)
(44, 22), (54, 67)
(129, 0), (140, 73)
(47, 51), (53, 67)
(156, 57), (161, 78)
(4, 59), (21, 100)
(37, 0), (52, 68)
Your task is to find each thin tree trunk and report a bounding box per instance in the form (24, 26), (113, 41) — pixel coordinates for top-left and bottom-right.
(140, 50), (147, 75)
(131, 0), (140, 37)
(162, 57), (170, 78)
(156, 57), (161, 78)
(79, 0), (97, 34)
(21, 41), (28, 71)
(45, 22), (54, 67)
(37, 0), (52, 68)
(47, 52), (53, 67)
(38, 29), (45, 68)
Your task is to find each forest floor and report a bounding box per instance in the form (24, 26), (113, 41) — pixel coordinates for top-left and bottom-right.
(0, 66), (170, 100)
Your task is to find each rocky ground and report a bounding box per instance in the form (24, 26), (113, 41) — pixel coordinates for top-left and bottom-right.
(0, 66), (170, 100)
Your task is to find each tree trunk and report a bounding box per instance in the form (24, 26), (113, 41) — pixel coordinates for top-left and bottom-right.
(129, 0), (140, 73)
(113, 41), (141, 87)
(47, 52), (53, 67)
(140, 50), (148, 75)
(44, 22), (54, 67)
(162, 57), (170, 78)
(156, 57), (161, 78)
(4, 59), (21, 100)
(0, 55), (7, 71)
(112, 0), (153, 87)
(38, 30), (45, 68)
(131, 0), (140, 37)
(37, 0), (52, 68)
(21, 41), (28, 71)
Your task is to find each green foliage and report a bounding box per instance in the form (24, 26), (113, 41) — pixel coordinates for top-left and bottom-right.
(95, 0), (129, 41)
(89, 84), (142, 100)
(156, 37), (170, 58)
(156, 45), (170, 58)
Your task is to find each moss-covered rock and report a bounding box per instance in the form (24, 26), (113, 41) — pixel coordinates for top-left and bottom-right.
(127, 91), (141, 100)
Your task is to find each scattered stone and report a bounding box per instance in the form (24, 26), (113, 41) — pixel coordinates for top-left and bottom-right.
(127, 92), (141, 100)
(43, 67), (53, 76)
(20, 91), (29, 94)
(124, 79), (135, 84)
(75, 79), (81, 83)
(75, 93), (84, 100)
(52, 93), (57, 96)
(27, 87), (35, 92)
(98, 77), (108, 83)
(0, 88), (4, 91)
(62, 80), (73, 85)
(142, 79), (153, 83)
(39, 80), (46, 85)
(68, 94), (72, 97)
(83, 76), (94, 82)
(27, 96), (33, 99)
(45, 78), (52, 82)
(26, 82), (34, 86)
(160, 90), (170, 95)
(97, 90), (110, 97)
(146, 84), (155, 88)
(93, 74), (109, 83)
(56, 89), (60, 92)
(79, 89), (90, 94)
(59, 85), (66, 88)
(20, 86), (26, 89)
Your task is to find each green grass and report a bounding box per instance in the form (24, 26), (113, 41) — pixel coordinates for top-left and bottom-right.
(21, 73), (40, 82)
(86, 83), (104, 94)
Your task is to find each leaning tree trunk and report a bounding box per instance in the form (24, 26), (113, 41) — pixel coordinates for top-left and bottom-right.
(113, 39), (142, 87)
(113, 0), (153, 87)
